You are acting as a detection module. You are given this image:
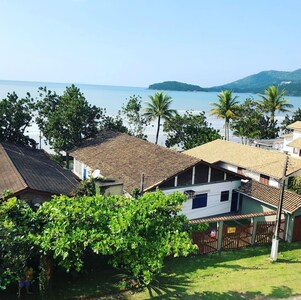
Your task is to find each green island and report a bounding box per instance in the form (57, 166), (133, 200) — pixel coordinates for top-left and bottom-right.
(149, 81), (206, 92)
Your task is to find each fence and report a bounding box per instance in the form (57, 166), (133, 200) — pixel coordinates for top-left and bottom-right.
(192, 219), (285, 255)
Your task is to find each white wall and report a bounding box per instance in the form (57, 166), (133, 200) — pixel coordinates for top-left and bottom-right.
(162, 180), (241, 220)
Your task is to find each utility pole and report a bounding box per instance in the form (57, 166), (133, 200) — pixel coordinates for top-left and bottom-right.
(140, 173), (145, 195)
(271, 155), (288, 261)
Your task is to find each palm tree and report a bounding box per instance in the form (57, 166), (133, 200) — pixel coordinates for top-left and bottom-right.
(144, 92), (176, 144)
(210, 90), (239, 140)
(257, 86), (293, 123)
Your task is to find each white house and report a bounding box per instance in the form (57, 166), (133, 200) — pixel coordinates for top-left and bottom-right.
(70, 131), (244, 220)
(283, 121), (301, 157)
(184, 139), (301, 188)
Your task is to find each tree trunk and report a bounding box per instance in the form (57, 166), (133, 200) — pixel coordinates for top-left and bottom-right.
(155, 116), (161, 144)
(39, 255), (53, 299)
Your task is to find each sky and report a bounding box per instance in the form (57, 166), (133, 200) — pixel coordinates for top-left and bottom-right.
(0, 0), (300, 87)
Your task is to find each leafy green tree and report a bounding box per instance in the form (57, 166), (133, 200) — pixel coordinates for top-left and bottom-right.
(144, 92), (176, 144)
(98, 108), (128, 133)
(0, 198), (36, 290)
(36, 191), (196, 285)
(231, 98), (264, 144)
(257, 85), (293, 123)
(210, 90), (239, 141)
(281, 108), (301, 133)
(164, 110), (221, 150)
(36, 85), (101, 168)
(119, 95), (149, 139)
(0, 92), (36, 147)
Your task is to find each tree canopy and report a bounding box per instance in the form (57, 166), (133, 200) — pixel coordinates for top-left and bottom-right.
(257, 86), (293, 123)
(0, 92), (36, 147)
(0, 191), (198, 292)
(164, 111), (221, 150)
(210, 90), (239, 141)
(119, 95), (149, 139)
(144, 92), (176, 144)
(36, 85), (101, 166)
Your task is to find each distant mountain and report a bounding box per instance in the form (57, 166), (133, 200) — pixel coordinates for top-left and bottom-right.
(149, 81), (206, 92)
(207, 69), (301, 96)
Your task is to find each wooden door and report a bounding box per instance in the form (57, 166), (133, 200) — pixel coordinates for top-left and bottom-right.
(293, 216), (301, 242)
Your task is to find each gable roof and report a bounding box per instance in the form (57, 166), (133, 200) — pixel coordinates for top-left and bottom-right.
(184, 139), (301, 180)
(70, 131), (201, 193)
(236, 180), (301, 214)
(288, 121), (301, 130)
(287, 137), (301, 148)
(0, 143), (79, 197)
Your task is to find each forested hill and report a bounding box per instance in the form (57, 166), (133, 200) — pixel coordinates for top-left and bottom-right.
(149, 81), (206, 92)
(149, 69), (301, 96)
(207, 69), (301, 96)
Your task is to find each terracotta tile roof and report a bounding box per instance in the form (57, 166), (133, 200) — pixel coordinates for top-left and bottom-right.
(236, 180), (301, 214)
(189, 211), (277, 224)
(0, 143), (79, 197)
(287, 137), (301, 148)
(184, 139), (301, 180)
(288, 121), (301, 130)
(70, 130), (201, 193)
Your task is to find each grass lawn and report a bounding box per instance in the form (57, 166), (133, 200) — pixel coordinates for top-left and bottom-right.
(1, 242), (301, 299)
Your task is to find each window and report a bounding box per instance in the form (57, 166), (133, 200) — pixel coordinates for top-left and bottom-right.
(192, 193), (207, 209)
(194, 164), (209, 184)
(220, 190), (229, 202)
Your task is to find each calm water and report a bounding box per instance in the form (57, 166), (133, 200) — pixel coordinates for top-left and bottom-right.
(1, 80), (301, 147)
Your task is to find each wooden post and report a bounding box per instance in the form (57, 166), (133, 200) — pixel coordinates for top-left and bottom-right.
(251, 217), (258, 245)
(217, 221), (224, 252)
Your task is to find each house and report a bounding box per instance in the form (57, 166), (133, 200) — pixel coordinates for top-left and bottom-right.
(237, 180), (301, 242)
(0, 142), (79, 204)
(283, 121), (301, 157)
(184, 139), (301, 188)
(70, 131), (244, 220)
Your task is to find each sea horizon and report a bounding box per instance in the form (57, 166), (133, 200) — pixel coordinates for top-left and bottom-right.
(1, 79), (301, 151)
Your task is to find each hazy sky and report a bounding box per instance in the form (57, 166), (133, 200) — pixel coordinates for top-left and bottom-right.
(1, 0), (300, 87)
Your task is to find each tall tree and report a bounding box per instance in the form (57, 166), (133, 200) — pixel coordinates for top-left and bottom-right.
(36, 85), (101, 168)
(144, 92), (176, 144)
(119, 95), (149, 139)
(210, 90), (239, 141)
(0, 92), (36, 147)
(231, 98), (263, 144)
(257, 85), (293, 123)
(281, 108), (301, 133)
(164, 110), (221, 150)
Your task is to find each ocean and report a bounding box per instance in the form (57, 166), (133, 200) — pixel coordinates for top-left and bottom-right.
(1, 80), (301, 148)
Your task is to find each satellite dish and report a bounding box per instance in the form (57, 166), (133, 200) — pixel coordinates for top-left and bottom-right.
(92, 169), (101, 178)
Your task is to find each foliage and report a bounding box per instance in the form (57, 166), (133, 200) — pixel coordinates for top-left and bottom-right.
(231, 98), (279, 142)
(119, 95), (149, 139)
(210, 90), (239, 141)
(164, 110), (221, 150)
(98, 108), (128, 133)
(75, 177), (96, 197)
(144, 92), (177, 144)
(0, 92), (37, 147)
(257, 85), (293, 122)
(1, 189), (14, 201)
(36, 85), (101, 166)
(281, 108), (301, 133)
(288, 176), (301, 195)
(0, 198), (36, 289)
(35, 191), (196, 285)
